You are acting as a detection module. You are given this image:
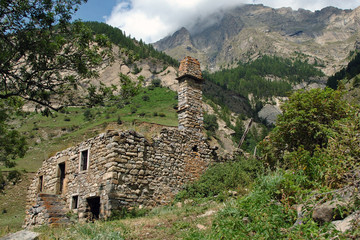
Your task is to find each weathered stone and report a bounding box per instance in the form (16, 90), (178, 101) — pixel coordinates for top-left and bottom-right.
(312, 200), (347, 223)
(0, 230), (40, 240)
(332, 211), (360, 232)
(24, 57), (221, 228)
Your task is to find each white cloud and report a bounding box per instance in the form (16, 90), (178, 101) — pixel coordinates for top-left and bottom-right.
(105, 0), (360, 43)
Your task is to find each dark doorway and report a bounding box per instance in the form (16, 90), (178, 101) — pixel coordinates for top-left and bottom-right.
(58, 162), (65, 194)
(87, 197), (100, 220)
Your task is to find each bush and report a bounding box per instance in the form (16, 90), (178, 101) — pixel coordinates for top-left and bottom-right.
(142, 95), (150, 101)
(7, 170), (21, 184)
(261, 88), (350, 167)
(151, 79), (162, 88)
(83, 109), (93, 121)
(260, 88), (358, 187)
(117, 116), (122, 125)
(0, 172), (5, 191)
(203, 113), (218, 138)
(130, 106), (137, 114)
(158, 113), (166, 117)
(64, 117), (71, 122)
(176, 157), (263, 201)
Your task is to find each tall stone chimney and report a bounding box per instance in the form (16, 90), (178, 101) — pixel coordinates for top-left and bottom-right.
(176, 56), (204, 133)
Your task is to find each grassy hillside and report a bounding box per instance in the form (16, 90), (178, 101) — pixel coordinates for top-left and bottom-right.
(8, 86), (177, 173)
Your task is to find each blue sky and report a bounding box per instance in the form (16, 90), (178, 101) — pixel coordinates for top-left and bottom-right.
(73, 0), (119, 22)
(73, 0), (360, 43)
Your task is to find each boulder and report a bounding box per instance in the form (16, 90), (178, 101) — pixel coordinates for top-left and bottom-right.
(312, 200), (347, 224)
(258, 104), (282, 126)
(0, 230), (39, 240)
(332, 211), (360, 233)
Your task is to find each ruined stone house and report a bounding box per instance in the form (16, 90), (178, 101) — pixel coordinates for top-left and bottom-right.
(24, 56), (218, 227)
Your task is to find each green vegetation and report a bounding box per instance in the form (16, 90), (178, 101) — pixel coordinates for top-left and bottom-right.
(173, 88), (360, 239)
(7, 86), (177, 172)
(203, 113), (218, 138)
(260, 88), (354, 186)
(37, 221), (127, 240)
(176, 157), (262, 201)
(204, 55), (324, 101)
(0, 0), (112, 167)
(84, 21), (179, 67)
(327, 51), (360, 89)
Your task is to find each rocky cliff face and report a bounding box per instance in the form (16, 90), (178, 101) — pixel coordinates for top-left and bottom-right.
(154, 4), (360, 75)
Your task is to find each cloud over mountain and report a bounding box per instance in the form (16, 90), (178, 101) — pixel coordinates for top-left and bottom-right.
(105, 0), (359, 43)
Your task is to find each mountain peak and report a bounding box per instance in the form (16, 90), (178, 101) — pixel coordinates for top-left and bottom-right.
(154, 27), (191, 51)
(153, 4), (360, 75)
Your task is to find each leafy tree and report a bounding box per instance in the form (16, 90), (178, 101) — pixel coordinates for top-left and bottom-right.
(203, 55), (324, 106)
(232, 117), (245, 143)
(260, 88), (351, 171)
(119, 73), (142, 100)
(84, 21), (179, 67)
(327, 51), (360, 89)
(203, 113), (219, 137)
(0, 0), (113, 110)
(151, 79), (162, 88)
(0, 0), (112, 166)
(0, 98), (27, 167)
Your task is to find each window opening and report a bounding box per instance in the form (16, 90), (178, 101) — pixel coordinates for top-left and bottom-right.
(58, 162), (65, 194)
(39, 175), (43, 192)
(72, 195), (79, 209)
(80, 149), (89, 171)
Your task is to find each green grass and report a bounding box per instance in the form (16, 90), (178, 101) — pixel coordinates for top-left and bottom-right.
(6, 87), (178, 172)
(35, 200), (221, 240)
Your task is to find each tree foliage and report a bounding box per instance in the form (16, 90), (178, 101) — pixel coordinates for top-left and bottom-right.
(0, 0), (112, 166)
(84, 21), (179, 67)
(0, 98), (27, 167)
(204, 55), (324, 101)
(0, 0), (113, 110)
(203, 113), (218, 137)
(260, 88), (356, 186)
(327, 51), (360, 89)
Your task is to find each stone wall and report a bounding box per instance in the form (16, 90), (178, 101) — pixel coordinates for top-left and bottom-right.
(24, 56), (217, 227)
(25, 127), (215, 227)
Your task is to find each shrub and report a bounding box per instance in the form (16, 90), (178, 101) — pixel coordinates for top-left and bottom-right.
(117, 116), (122, 125)
(203, 113), (218, 138)
(83, 109), (93, 121)
(142, 95), (150, 101)
(159, 113), (166, 117)
(260, 88), (358, 187)
(0, 172), (5, 191)
(176, 157), (263, 201)
(130, 106), (137, 114)
(64, 117), (71, 122)
(261, 88), (350, 167)
(151, 79), (162, 88)
(7, 170), (21, 184)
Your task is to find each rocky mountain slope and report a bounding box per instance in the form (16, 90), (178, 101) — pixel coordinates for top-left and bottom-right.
(154, 4), (360, 76)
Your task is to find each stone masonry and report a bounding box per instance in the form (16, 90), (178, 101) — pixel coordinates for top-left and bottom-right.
(177, 56), (204, 133)
(24, 56), (217, 227)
